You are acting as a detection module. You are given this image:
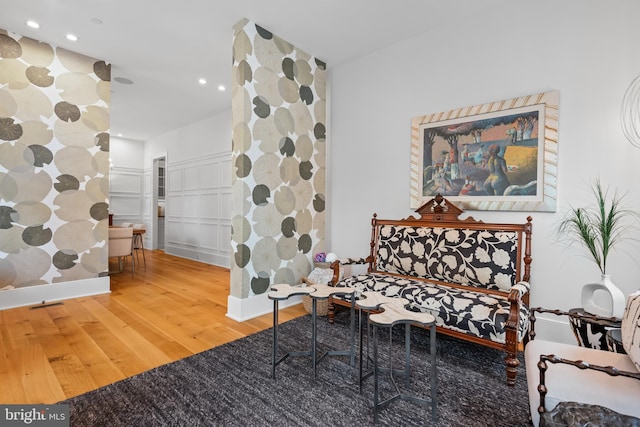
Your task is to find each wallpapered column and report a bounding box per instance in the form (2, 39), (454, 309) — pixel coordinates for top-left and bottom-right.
(230, 19), (326, 304)
(0, 30), (111, 291)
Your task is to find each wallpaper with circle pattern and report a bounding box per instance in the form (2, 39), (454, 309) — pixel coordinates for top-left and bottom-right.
(0, 30), (110, 290)
(231, 19), (326, 299)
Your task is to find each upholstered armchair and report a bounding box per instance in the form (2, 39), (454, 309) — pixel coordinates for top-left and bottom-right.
(524, 291), (640, 426)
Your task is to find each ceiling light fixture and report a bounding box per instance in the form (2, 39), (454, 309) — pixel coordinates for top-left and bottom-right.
(218, 85), (226, 92)
(66, 33), (78, 42)
(26, 20), (40, 29)
(198, 78), (207, 85)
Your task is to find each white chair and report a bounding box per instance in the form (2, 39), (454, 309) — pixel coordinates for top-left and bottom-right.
(525, 291), (640, 426)
(132, 223), (146, 267)
(108, 227), (134, 276)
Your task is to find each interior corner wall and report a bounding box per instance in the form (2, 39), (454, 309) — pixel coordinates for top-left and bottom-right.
(0, 30), (111, 309)
(228, 19), (327, 320)
(327, 0), (640, 343)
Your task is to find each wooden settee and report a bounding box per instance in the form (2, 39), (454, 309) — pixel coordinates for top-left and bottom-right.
(328, 195), (532, 385)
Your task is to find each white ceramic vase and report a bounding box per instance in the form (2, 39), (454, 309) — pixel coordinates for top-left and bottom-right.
(581, 274), (626, 319)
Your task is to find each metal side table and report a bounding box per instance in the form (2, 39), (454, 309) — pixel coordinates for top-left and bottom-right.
(268, 283), (356, 380)
(357, 291), (437, 424)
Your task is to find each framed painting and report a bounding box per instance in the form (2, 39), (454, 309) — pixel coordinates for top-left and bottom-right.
(410, 90), (558, 211)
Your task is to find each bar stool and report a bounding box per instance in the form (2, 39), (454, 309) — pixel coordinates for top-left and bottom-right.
(132, 223), (146, 267)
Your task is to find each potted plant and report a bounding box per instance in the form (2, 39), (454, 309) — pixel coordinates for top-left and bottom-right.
(556, 179), (639, 318)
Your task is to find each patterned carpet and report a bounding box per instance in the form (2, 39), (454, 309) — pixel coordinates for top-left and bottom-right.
(63, 309), (531, 426)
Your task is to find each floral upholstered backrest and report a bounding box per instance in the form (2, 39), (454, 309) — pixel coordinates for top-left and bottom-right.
(374, 225), (520, 291)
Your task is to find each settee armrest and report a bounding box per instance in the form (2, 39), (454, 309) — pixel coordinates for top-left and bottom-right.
(528, 307), (620, 342)
(536, 353), (640, 419)
(329, 257), (371, 284)
(331, 257), (369, 266)
(509, 281), (530, 300)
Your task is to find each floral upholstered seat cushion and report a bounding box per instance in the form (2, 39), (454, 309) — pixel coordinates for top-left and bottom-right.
(374, 225), (519, 291)
(336, 272), (530, 342)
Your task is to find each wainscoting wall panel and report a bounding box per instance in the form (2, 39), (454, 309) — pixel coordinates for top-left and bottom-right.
(109, 167), (144, 225)
(199, 223), (219, 250)
(183, 195), (199, 218)
(162, 152), (232, 267)
(199, 193), (220, 220)
(200, 162), (220, 188)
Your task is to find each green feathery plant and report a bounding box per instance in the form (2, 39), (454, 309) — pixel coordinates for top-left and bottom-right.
(557, 179), (638, 275)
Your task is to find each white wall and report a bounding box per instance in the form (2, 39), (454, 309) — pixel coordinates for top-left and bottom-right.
(110, 137), (145, 169)
(143, 110), (232, 267)
(328, 0), (640, 341)
(110, 137), (145, 227)
(144, 111), (231, 168)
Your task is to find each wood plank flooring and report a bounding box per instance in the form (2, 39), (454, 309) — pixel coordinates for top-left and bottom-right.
(0, 250), (307, 404)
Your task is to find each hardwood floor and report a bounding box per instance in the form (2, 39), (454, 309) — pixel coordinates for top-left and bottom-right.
(0, 250), (307, 404)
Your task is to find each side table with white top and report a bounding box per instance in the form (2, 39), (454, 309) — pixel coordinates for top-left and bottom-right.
(356, 291), (438, 424)
(268, 283), (356, 380)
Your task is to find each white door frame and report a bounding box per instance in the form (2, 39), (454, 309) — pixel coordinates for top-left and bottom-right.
(151, 152), (167, 250)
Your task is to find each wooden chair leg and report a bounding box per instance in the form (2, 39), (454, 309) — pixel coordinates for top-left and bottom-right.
(505, 352), (519, 386)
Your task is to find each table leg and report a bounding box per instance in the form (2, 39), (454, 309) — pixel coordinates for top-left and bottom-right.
(272, 300), (279, 379)
(350, 295), (356, 367)
(312, 298), (317, 380)
(373, 323), (380, 424)
(430, 323), (437, 421)
(139, 234), (146, 267)
(359, 308), (364, 392)
(405, 323), (411, 388)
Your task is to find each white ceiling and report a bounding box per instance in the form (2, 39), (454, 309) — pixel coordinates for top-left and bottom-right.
(1, 0), (504, 141)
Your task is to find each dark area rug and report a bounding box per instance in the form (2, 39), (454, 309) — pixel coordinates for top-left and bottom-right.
(63, 309), (532, 426)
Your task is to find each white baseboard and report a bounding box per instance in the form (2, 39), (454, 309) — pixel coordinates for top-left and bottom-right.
(165, 245), (230, 269)
(0, 277), (111, 311)
(226, 293), (302, 322)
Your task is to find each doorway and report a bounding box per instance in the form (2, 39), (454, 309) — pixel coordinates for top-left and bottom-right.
(152, 154), (166, 250)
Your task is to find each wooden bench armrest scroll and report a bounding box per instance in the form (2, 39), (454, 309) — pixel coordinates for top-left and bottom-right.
(329, 256), (371, 285)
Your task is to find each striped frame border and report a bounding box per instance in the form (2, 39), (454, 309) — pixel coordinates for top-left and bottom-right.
(410, 90), (559, 212)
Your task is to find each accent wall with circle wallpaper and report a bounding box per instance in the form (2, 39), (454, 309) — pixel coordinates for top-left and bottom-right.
(231, 19), (326, 300)
(0, 29), (111, 290)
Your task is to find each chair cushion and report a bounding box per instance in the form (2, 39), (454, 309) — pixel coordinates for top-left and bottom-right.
(540, 401), (640, 427)
(525, 339), (640, 427)
(621, 290), (640, 371)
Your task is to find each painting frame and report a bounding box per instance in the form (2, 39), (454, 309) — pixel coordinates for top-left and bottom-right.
(410, 90), (558, 212)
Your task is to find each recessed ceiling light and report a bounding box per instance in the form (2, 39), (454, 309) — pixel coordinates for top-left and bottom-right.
(114, 77), (134, 85)
(198, 78), (207, 85)
(66, 33), (78, 42)
(218, 85), (226, 92)
(26, 20), (40, 29)
(117, 133), (123, 137)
